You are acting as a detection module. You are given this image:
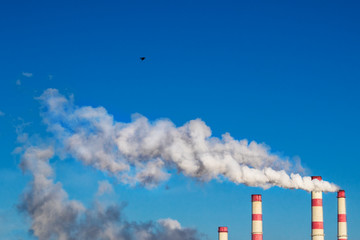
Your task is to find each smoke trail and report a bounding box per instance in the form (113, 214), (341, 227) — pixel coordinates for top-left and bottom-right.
(35, 88), (338, 192)
(18, 145), (201, 240)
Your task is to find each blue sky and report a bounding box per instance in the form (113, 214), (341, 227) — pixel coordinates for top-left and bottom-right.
(1, 1), (360, 239)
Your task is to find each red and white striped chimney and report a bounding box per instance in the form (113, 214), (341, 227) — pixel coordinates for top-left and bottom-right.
(337, 190), (347, 240)
(218, 227), (228, 240)
(252, 194), (263, 240)
(311, 176), (324, 240)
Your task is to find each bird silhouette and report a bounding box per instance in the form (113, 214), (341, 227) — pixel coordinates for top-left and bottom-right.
(140, 57), (146, 61)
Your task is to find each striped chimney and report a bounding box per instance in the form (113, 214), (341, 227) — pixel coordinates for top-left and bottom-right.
(252, 194), (263, 240)
(311, 176), (324, 240)
(337, 190), (347, 240)
(218, 227), (228, 240)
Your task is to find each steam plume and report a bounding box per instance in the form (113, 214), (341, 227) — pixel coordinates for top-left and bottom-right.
(18, 145), (201, 240)
(36, 88), (338, 192)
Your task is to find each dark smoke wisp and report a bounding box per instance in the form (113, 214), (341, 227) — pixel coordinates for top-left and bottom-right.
(18, 146), (201, 240)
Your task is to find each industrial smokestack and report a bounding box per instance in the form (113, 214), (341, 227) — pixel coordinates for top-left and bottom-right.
(218, 227), (228, 240)
(252, 194), (263, 240)
(337, 190), (347, 240)
(311, 176), (324, 240)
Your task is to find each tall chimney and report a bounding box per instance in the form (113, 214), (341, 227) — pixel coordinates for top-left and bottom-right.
(218, 227), (228, 240)
(337, 190), (347, 240)
(311, 176), (324, 240)
(252, 194), (263, 240)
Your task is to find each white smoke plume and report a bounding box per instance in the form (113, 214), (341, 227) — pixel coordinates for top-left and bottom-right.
(158, 218), (182, 230)
(18, 145), (201, 240)
(35, 88), (338, 192)
(97, 180), (114, 196)
(22, 72), (33, 77)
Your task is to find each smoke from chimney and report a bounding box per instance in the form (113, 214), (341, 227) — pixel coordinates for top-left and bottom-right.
(35, 88), (338, 192)
(18, 146), (201, 240)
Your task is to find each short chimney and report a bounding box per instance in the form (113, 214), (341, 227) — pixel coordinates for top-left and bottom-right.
(337, 190), (347, 240)
(252, 194), (263, 240)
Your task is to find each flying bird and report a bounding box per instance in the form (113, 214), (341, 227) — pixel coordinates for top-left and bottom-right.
(140, 57), (146, 61)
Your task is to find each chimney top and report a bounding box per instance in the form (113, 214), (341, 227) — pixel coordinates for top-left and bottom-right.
(337, 190), (346, 198)
(252, 194), (262, 202)
(311, 176), (322, 181)
(218, 227), (228, 232)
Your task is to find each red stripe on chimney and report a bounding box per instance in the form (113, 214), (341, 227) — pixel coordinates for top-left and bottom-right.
(312, 199), (323, 206)
(312, 222), (324, 229)
(311, 176), (322, 181)
(338, 214), (347, 222)
(337, 190), (346, 198)
(252, 195), (262, 202)
(252, 214), (262, 221)
(252, 233), (263, 240)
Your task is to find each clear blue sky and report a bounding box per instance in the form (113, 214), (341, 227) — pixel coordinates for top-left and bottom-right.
(0, 0), (360, 239)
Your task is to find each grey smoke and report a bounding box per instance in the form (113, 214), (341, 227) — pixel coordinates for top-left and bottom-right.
(18, 146), (201, 240)
(37, 88), (338, 192)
